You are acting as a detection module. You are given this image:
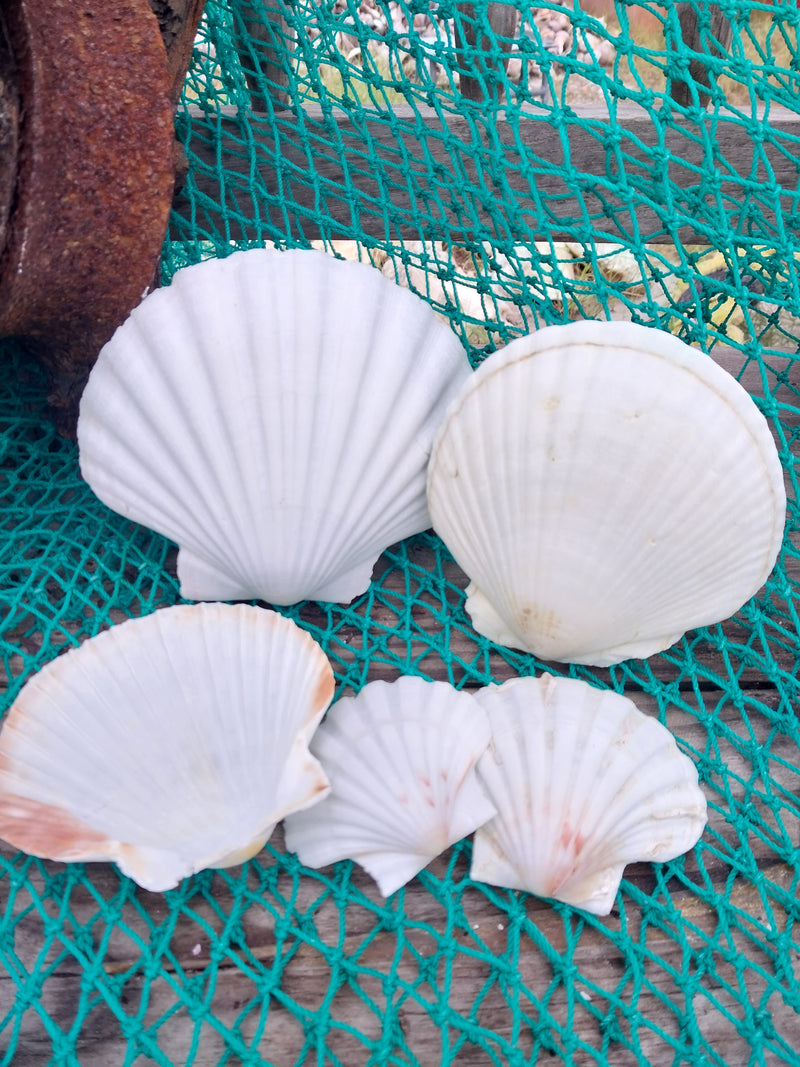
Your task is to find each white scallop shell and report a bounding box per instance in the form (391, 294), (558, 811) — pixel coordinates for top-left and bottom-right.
(0, 604), (334, 891)
(427, 320), (786, 666)
(470, 675), (707, 915)
(78, 248), (471, 606)
(283, 678), (496, 896)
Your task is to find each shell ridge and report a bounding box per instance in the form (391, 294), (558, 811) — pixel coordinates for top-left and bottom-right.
(5, 615), (204, 856)
(293, 255), (352, 589)
(328, 697), (446, 844)
(134, 291), (254, 563)
(208, 268), (288, 591)
(81, 337), (251, 588)
(287, 258), (417, 595)
(297, 306), (466, 597)
(545, 692), (695, 864)
(473, 704), (536, 888)
(11, 633), (173, 835)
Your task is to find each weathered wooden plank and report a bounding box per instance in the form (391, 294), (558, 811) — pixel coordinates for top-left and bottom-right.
(0, 352), (794, 698)
(670, 3), (733, 109)
(173, 103), (800, 244)
(233, 0), (292, 111)
(455, 2), (518, 103)
(2, 692), (798, 1064)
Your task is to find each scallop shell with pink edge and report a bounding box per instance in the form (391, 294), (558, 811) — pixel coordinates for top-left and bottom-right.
(283, 677), (496, 896)
(470, 674), (707, 915)
(427, 320), (786, 666)
(0, 603), (334, 891)
(77, 248), (471, 606)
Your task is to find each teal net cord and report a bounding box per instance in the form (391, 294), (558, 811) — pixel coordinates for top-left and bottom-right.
(2, 1), (800, 1062)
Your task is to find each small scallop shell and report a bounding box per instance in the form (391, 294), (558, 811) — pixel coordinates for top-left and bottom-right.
(427, 320), (786, 666)
(0, 604), (334, 891)
(78, 248), (471, 606)
(283, 678), (496, 896)
(470, 675), (707, 915)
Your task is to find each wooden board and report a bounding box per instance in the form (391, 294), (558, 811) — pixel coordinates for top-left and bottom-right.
(172, 104), (800, 244)
(0, 318), (798, 1066)
(2, 685), (799, 1064)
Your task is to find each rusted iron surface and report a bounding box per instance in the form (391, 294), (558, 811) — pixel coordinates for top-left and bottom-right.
(0, 14), (18, 258)
(0, 0), (175, 423)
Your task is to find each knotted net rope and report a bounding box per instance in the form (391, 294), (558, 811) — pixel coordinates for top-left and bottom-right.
(2, 1), (799, 1063)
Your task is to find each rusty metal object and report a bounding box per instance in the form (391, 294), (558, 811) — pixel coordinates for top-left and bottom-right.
(0, 14), (18, 257)
(0, 0), (175, 424)
(148, 0), (209, 198)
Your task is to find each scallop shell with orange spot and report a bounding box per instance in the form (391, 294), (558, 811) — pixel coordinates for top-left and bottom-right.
(0, 603), (334, 891)
(470, 674), (707, 915)
(284, 678), (495, 896)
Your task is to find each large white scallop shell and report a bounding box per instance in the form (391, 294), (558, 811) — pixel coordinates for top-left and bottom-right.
(470, 675), (707, 915)
(283, 678), (496, 896)
(427, 320), (786, 666)
(0, 604), (334, 891)
(78, 248), (471, 605)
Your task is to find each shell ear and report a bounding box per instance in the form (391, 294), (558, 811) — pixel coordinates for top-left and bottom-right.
(0, 794), (117, 863)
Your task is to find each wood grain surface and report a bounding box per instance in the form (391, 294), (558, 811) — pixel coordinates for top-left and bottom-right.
(2, 678), (799, 1067)
(0, 328), (797, 1067)
(173, 103), (800, 244)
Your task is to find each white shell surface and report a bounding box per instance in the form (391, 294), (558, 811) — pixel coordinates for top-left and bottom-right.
(283, 678), (496, 896)
(427, 320), (786, 666)
(470, 675), (707, 915)
(0, 604), (334, 891)
(77, 248), (471, 606)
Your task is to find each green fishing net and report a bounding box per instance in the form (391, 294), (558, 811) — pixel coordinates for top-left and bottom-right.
(2, 0), (800, 1062)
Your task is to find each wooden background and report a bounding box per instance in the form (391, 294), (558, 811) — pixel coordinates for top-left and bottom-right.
(2, 0), (800, 1058)
(1, 347), (798, 1064)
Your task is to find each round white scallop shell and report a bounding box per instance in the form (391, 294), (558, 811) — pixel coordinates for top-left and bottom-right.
(78, 248), (471, 606)
(427, 320), (786, 666)
(470, 675), (707, 915)
(0, 604), (334, 891)
(283, 678), (496, 896)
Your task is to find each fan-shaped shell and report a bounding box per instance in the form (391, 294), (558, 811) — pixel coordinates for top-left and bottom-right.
(470, 675), (707, 915)
(0, 604), (334, 891)
(427, 321), (786, 666)
(283, 678), (496, 896)
(78, 248), (471, 606)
